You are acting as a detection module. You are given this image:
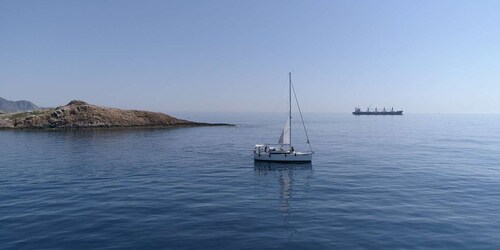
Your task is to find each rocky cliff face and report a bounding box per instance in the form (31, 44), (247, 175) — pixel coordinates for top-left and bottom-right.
(0, 97), (40, 113)
(0, 100), (226, 129)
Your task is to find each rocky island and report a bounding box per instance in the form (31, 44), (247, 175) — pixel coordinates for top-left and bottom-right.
(0, 100), (231, 129)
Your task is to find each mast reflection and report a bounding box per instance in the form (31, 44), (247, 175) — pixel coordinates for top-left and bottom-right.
(254, 162), (312, 240)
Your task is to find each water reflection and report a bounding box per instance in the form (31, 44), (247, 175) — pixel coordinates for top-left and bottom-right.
(254, 161), (313, 172)
(254, 162), (313, 241)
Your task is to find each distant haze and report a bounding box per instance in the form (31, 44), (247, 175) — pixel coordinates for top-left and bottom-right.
(0, 97), (40, 113)
(1, 1), (499, 113)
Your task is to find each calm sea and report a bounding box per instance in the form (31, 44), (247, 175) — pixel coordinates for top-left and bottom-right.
(1, 113), (500, 249)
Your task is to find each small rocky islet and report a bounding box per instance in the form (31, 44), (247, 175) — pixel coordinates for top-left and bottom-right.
(0, 100), (231, 129)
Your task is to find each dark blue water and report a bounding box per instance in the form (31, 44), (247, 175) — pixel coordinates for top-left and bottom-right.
(1, 113), (500, 249)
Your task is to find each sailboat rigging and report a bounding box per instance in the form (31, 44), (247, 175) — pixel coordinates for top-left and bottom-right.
(254, 73), (313, 162)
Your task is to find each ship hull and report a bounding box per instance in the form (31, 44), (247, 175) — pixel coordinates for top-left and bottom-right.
(353, 111), (403, 115)
(254, 152), (312, 162)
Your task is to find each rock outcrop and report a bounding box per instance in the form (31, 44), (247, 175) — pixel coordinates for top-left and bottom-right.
(0, 100), (230, 129)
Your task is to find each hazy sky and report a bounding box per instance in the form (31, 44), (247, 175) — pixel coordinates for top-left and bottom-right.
(1, 0), (499, 113)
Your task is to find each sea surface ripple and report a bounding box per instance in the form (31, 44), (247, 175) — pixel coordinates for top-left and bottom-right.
(1, 113), (500, 249)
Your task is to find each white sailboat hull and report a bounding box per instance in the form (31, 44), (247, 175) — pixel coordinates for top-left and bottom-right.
(253, 73), (314, 163)
(254, 152), (312, 162)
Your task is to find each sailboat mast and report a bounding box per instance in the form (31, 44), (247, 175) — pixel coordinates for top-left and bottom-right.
(289, 72), (292, 146)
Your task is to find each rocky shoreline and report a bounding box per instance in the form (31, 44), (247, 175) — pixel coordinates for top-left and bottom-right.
(0, 100), (233, 129)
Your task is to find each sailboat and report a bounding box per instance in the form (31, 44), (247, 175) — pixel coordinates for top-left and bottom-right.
(254, 73), (313, 162)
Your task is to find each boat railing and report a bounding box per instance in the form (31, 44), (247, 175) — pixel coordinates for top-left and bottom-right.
(254, 144), (313, 154)
(256, 143), (290, 150)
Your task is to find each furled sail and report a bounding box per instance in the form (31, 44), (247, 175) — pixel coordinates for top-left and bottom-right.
(278, 119), (291, 145)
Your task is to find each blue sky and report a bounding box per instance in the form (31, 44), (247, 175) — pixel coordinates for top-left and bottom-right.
(1, 0), (499, 113)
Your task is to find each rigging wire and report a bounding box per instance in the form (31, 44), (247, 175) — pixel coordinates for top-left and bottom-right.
(291, 80), (313, 153)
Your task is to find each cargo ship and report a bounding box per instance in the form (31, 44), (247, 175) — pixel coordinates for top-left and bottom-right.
(353, 106), (403, 115)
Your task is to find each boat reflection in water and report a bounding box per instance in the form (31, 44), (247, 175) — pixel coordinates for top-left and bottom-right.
(254, 161), (312, 172)
(254, 161), (312, 241)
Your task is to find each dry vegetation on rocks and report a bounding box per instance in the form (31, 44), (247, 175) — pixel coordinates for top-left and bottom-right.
(0, 100), (231, 129)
